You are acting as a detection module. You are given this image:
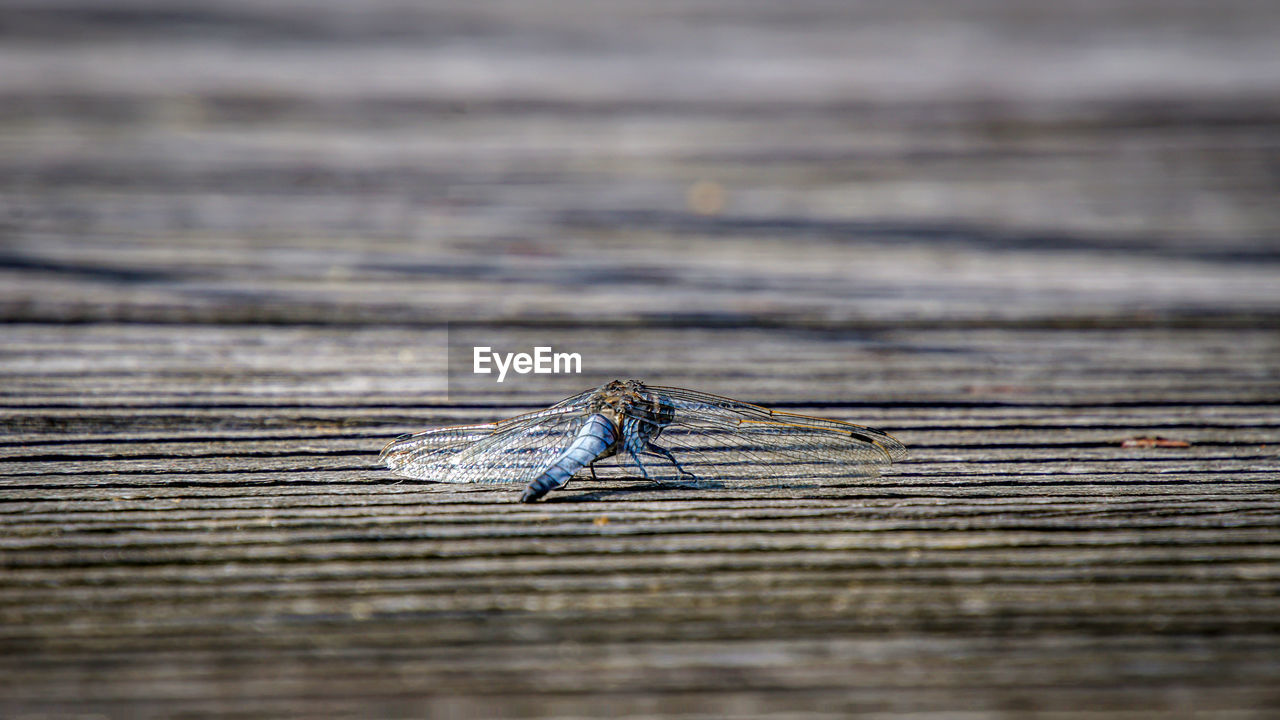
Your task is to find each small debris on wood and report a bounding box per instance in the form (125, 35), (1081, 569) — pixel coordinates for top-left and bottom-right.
(1121, 436), (1192, 448)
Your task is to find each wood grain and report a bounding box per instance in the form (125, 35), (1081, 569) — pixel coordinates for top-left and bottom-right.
(3, 1), (1280, 717)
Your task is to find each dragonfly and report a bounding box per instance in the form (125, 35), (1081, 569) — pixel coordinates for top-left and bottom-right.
(380, 379), (907, 502)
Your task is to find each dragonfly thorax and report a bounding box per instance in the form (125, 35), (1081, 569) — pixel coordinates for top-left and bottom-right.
(587, 380), (647, 418)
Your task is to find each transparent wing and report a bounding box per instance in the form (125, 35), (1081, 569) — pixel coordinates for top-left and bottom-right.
(380, 394), (595, 485)
(626, 385), (907, 483)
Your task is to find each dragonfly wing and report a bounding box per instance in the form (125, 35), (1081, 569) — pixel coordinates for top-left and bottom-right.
(381, 401), (594, 485)
(546, 385), (600, 409)
(638, 385), (906, 482)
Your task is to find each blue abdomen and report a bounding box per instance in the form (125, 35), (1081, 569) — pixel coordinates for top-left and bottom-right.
(520, 414), (617, 502)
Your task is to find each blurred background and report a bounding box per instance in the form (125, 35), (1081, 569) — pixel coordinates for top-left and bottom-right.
(4, 1), (1280, 717)
(3, 0), (1279, 403)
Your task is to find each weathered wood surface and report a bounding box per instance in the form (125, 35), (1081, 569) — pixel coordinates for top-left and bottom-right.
(3, 1), (1280, 718)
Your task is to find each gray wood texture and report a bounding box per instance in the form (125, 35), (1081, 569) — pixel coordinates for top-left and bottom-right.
(2, 1), (1280, 717)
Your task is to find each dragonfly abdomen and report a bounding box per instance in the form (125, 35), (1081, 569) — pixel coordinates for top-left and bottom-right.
(520, 413), (617, 503)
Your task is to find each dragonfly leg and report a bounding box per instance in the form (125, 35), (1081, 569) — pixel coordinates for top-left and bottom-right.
(646, 441), (697, 479)
(626, 449), (652, 480)
(588, 463), (598, 481)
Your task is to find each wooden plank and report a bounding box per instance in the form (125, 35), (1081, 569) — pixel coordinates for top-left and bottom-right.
(3, 323), (1279, 717)
(2, 325), (1278, 405)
